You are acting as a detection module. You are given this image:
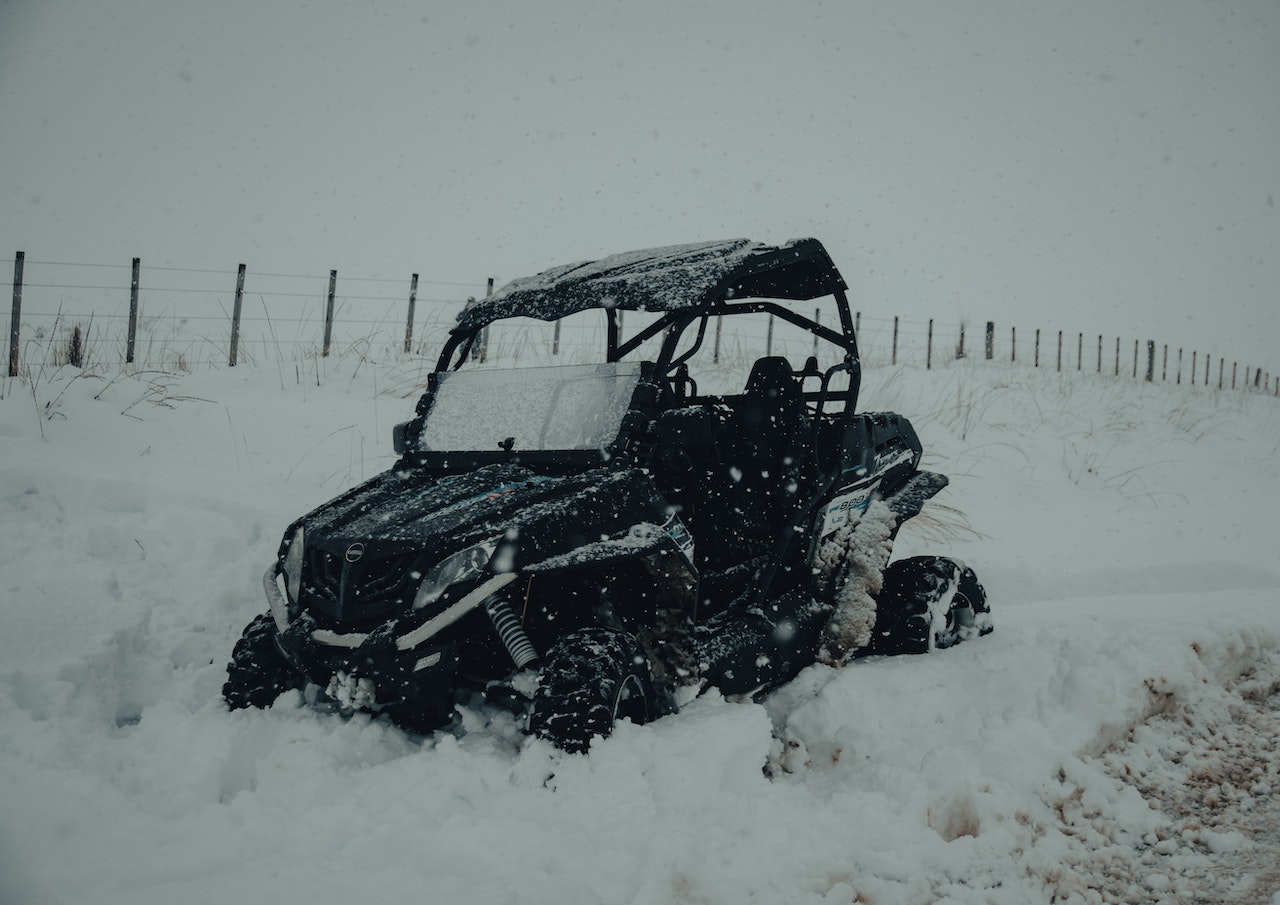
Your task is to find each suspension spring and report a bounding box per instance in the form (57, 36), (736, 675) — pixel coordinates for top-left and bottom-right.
(483, 596), (539, 669)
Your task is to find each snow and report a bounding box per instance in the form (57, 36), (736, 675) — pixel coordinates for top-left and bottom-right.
(2, 354), (1279, 904)
(458, 239), (760, 329)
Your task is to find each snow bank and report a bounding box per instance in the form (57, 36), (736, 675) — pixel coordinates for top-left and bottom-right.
(2, 359), (1278, 904)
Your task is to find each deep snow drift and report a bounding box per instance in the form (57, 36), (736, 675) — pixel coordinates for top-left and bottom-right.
(2, 354), (1279, 905)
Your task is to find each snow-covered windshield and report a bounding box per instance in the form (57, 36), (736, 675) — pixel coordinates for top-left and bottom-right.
(416, 362), (644, 454)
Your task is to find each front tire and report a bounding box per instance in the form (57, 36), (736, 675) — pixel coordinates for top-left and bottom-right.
(223, 613), (304, 710)
(528, 628), (656, 753)
(871, 556), (991, 655)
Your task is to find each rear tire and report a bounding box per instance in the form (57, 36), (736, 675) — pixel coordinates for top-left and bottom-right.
(528, 628), (655, 753)
(223, 613), (304, 710)
(872, 556), (991, 655)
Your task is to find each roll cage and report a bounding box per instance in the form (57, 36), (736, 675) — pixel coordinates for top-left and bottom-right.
(433, 238), (864, 417)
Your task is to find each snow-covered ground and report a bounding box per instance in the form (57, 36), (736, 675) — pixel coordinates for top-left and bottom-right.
(2, 353), (1279, 905)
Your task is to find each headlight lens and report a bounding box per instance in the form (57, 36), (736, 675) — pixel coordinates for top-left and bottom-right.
(412, 536), (501, 610)
(283, 527), (305, 603)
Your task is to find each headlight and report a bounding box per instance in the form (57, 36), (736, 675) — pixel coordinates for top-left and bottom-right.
(412, 536), (502, 610)
(283, 526), (305, 603)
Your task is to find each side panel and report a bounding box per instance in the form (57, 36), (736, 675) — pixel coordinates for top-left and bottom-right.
(816, 412), (923, 544)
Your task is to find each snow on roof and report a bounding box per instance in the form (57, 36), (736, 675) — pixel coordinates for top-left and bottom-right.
(454, 237), (846, 333)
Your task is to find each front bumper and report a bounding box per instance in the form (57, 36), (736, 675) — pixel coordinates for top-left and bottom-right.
(262, 563), (517, 707)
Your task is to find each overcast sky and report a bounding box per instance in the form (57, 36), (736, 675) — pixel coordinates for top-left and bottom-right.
(2, 0), (1277, 364)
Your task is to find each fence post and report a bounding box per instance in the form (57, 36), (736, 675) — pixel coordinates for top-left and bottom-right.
(956, 323), (965, 359)
(1206, 356), (1211, 387)
(891, 316), (898, 365)
(985, 321), (994, 360)
(1145, 340), (1155, 381)
(1114, 337), (1120, 376)
(712, 315), (721, 363)
(1232, 362), (1237, 389)
(322, 269), (337, 357)
(1034, 329), (1040, 367)
(1011, 326), (1016, 363)
(126, 257), (141, 364)
(1219, 359), (1224, 390)
(477, 277), (493, 363)
(766, 313), (774, 357)
(1077, 333), (1083, 371)
(1057, 331), (1063, 372)
(404, 273), (418, 354)
(1097, 335), (1102, 373)
(8, 251), (22, 377)
(1133, 340), (1139, 379)
(926, 318), (933, 369)
(1256, 367), (1262, 389)
(228, 263), (246, 367)
(1191, 351), (1197, 386)
(1162, 345), (1167, 381)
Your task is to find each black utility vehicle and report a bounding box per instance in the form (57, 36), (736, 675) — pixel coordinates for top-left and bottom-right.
(224, 238), (992, 751)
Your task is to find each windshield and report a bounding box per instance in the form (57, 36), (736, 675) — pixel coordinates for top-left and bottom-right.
(415, 362), (645, 454)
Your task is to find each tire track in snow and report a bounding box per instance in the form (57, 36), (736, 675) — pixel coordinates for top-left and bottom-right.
(1051, 647), (1280, 904)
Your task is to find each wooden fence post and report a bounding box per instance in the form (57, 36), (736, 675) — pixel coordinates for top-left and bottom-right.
(985, 321), (994, 360)
(766, 314), (774, 357)
(1232, 362), (1237, 389)
(404, 273), (418, 354)
(926, 318), (933, 369)
(892, 316), (898, 365)
(1057, 331), (1063, 372)
(1097, 335), (1102, 373)
(8, 251), (22, 377)
(1011, 326), (1016, 363)
(1219, 359), (1224, 390)
(1114, 337), (1120, 376)
(956, 323), (965, 359)
(1162, 344), (1167, 381)
(1191, 351), (1197, 386)
(228, 263), (246, 367)
(712, 315), (721, 363)
(1146, 340), (1155, 382)
(322, 269), (337, 357)
(1077, 333), (1083, 371)
(1177, 349), (1183, 384)
(1034, 329), (1040, 367)
(477, 277), (493, 363)
(126, 257), (141, 364)
(1133, 340), (1139, 379)
(1206, 356), (1211, 387)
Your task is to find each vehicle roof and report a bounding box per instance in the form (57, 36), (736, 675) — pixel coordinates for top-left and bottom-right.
(453, 237), (847, 334)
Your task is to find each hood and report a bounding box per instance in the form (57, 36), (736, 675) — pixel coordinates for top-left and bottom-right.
(297, 462), (676, 569)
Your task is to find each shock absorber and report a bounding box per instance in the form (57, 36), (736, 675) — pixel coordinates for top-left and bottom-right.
(484, 596), (539, 669)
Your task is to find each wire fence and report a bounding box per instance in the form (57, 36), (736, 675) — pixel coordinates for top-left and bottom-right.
(5, 251), (1278, 399)
(5, 253), (486, 374)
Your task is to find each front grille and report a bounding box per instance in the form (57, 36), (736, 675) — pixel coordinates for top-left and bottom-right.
(303, 547), (421, 628)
